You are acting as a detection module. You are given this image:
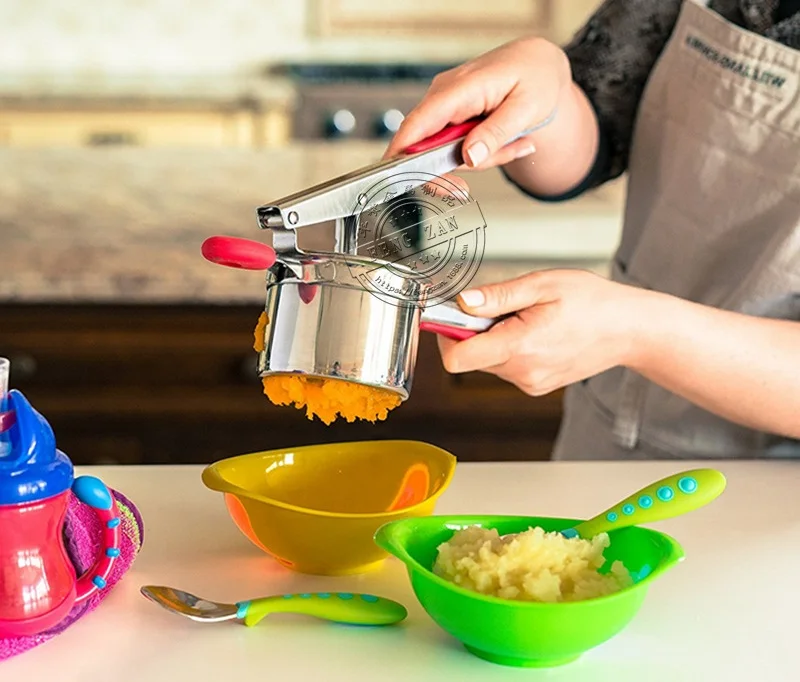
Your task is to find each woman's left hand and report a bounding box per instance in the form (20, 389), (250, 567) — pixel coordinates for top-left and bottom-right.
(438, 269), (648, 396)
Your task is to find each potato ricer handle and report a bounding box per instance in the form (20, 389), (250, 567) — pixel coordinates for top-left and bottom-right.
(419, 322), (478, 341)
(202, 236), (277, 270)
(402, 112), (556, 155)
(419, 299), (499, 341)
(403, 119), (483, 154)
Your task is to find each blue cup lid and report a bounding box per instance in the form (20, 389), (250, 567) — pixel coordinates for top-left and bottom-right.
(0, 390), (73, 505)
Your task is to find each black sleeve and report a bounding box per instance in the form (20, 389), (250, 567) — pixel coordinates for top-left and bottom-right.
(503, 0), (684, 202)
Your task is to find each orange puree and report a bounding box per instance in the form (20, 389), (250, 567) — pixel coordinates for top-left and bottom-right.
(261, 374), (401, 425)
(253, 311), (268, 353)
(253, 313), (401, 424)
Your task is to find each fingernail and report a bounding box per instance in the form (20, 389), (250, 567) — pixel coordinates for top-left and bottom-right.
(465, 141), (489, 167)
(515, 144), (536, 159)
(459, 289), (485, 307)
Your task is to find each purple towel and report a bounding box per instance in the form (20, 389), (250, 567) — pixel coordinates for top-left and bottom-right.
(0, 488), (144, 661)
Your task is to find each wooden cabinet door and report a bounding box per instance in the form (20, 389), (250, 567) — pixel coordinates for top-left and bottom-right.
(0, 108), (291, 148)
(315, 0), (549, 38)
(0, 304), (562, 465)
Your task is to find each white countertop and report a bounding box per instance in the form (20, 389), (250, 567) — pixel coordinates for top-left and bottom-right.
(478, 199), (623, 260)
(5, 461), (797, 681)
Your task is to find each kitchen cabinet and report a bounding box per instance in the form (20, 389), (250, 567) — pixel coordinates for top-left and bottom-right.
(314, 0), (604, 42)
(0, 304), (563, 465)
(315, 0), (549, 39)
(0, 105), (291, 149)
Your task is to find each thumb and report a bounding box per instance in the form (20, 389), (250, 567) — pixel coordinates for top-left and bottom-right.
(461, 91), (540, 168)
(456, 272), (553, 316)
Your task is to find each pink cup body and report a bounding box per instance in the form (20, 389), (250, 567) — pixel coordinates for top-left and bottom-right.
(0, 491), (77, 637)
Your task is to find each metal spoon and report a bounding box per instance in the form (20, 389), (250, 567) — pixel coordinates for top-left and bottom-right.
(140, 585), (407, 627)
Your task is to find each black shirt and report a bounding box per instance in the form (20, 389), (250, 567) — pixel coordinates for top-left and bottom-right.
(777, 0), (800, 21)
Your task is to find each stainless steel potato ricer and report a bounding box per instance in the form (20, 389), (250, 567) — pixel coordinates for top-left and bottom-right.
(202, 115), (552, 400)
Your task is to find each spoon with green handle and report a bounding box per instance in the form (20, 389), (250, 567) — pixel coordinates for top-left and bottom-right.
(560, 468), (726, 539)
(141, 585), (407, 627)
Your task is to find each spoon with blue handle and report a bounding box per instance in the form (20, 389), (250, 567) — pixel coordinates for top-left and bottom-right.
(141, 585), (407, 627)
(560, 468), (727, 539)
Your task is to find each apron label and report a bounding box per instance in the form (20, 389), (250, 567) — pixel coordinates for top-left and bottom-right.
(683, 32), (792, 92)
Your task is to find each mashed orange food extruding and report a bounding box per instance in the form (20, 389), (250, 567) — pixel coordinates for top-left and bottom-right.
(253, 311), (268, 353)
(253, 312), (401, 425)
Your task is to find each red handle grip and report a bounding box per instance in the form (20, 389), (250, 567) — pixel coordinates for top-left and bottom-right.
(71, 476), (122, 603)
(403, 118), (483, 155)
(202, 236), (277, 271)
(401, 111), (554, 157)
(419, 321), (478, 341)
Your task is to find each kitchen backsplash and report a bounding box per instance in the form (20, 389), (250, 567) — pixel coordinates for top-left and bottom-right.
(0, 1), (600, 77)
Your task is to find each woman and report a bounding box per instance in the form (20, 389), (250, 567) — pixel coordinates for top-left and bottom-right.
(385, 0), (800, 460)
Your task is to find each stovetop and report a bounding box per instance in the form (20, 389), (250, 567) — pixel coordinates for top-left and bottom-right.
(273, 62), (463, 140)
(270, 62), (459, 84)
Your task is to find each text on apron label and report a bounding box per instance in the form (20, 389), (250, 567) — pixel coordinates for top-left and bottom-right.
(683, 32), (792, 93)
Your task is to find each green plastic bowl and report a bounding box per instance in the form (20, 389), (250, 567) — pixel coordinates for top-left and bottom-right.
(374, 514), (685, 668)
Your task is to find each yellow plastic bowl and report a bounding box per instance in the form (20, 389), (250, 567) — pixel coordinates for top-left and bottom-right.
(201, 440), (456, 576)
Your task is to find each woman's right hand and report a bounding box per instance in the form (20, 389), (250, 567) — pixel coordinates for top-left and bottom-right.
(384, 36), (573, 170)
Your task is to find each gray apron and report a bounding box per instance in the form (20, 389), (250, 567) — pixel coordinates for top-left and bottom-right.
(553, 0), (800, 460)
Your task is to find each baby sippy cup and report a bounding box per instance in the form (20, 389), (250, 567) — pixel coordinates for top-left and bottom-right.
(0, 378), (122, 638)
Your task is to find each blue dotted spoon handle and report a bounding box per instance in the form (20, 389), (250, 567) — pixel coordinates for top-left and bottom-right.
(72, 475), (123, 601)
(236, 592), (408, 627)
(563, 469), (727, 539)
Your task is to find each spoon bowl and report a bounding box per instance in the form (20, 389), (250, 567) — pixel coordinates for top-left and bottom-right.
(142, 586), (239, 622)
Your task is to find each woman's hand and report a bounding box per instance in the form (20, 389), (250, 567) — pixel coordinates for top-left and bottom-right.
(384, 36), (572, 170)
(437, 270), (647, 396)
(440, 269), (800, 441)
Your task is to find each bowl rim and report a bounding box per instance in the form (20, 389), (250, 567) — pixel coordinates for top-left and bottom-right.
(200, 439), (457, 519)
(374, 514), (686, 609)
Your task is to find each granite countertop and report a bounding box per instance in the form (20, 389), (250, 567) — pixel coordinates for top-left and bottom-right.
(0, 147), (613, 305)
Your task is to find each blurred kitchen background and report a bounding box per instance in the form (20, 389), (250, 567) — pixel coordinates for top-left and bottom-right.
(0, 0), (623, 465)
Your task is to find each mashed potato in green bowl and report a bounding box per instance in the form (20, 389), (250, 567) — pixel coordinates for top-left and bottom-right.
(375, 514), (684, 668)
(433, 525), (633, 603)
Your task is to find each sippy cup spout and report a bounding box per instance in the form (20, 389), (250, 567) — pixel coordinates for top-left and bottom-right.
(1, 389), (59, 470)
(0, 357), (8, 404)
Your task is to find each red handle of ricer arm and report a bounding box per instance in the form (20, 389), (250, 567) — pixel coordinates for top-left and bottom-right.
(202, 236), (277, 270)
(402, 112), (556, 156)
(419, 321), (478, 341)
(403, 119), (483, 154)
(71, 476), (122, 603)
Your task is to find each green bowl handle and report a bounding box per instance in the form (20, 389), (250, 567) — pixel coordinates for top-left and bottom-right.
(374, 521), (412, 562)
(571, 468), (726, 538)
(237, 593), (408, 627)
